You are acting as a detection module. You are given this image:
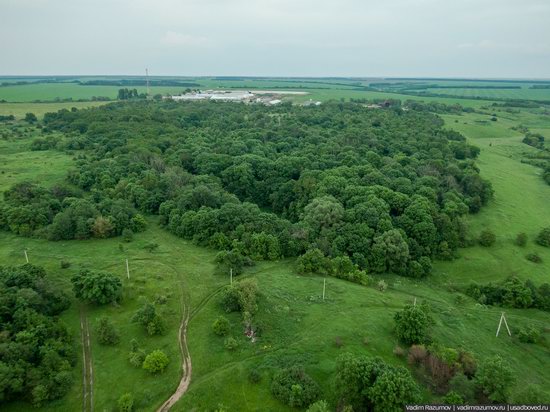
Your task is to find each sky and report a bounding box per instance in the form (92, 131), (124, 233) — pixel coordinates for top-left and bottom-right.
(1, 0), (549, 78)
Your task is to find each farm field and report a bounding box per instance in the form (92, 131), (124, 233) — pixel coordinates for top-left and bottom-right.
(424, 87), (550, 101)
(0, 101), (109, 119)
(1, 83), (550, 411)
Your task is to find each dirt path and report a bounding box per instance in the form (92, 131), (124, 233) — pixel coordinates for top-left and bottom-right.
(80, 307), (94, 412)
(157, 301), (192, 412)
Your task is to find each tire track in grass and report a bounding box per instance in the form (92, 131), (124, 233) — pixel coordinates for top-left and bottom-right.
(157, 298), (192, 412)
(80, 306), (94, 412)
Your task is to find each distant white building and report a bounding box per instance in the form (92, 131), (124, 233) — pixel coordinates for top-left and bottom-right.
(170, 90), (254, 102)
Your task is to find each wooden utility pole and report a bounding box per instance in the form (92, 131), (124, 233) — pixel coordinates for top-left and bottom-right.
(496, 312), (511, 337)
(413, 297), (417, 306)
(322, 278), (326, 300)
(24, 249), (29, 263)
(125, 259), (130, 279)
(230, 268), (233, 285)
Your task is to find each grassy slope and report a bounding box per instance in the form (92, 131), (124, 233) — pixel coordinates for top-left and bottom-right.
(435, 109), (550, 285)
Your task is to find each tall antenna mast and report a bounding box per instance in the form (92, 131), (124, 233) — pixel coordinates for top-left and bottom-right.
(145, 68), (150, 98)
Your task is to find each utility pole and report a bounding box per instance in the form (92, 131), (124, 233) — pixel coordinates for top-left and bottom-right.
(145, 68), (150, 98)
(24, 249), (29, 263)
(496, 312), (511, 337)
(322, 278), (326, 300)
(230, 268), (233, 285)
(413, 297), (417, 306)
(125, 259), (130, 280)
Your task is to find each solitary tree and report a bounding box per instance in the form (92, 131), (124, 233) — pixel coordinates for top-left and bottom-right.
(142, 350), (169, 374)
(394, 303), (431, 345)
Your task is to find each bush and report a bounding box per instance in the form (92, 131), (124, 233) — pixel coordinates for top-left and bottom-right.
(224, 336), (239, 351)
(515, 232), (527, 247)
(526, 253), (542, 263)
(96, 317), (120, 345)
(377, 279), (387, 292)
(142, 350), (169, 374)
(536, 227), (550, 247)
(212, 316), (230, 336)
(334, 336), (344, 348)
(394, 303), (431, 345)
(271, 366), (320, 408)
(518, 325), (540, 343)
(443, 390), (464, 405)
(60, 260), (71, 269)
(474, 355), (514, 403)
(296, 248), (329, 275)
(479, 229), (496, 247)
(248, 368), (262, 384)
(408, 344), (428, 366)
(449, 373), (475, 403)
(132, 301), (166, 335)
(393, 345), (405, 357)
(117, 393), (134, 412)
(122, 228), (133, 242)
(223, 336), (239, 351)
(306, 400), (330, 412)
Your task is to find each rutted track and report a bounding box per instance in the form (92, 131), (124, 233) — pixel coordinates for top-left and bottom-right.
(80, 307), (94, 412)
(157, 301), (192, 412)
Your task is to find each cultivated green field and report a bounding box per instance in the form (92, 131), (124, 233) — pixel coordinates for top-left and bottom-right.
(1, 79), (550, 411)
(0, 101), (108, 119)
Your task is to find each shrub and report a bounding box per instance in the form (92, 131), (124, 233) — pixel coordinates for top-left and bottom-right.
(296, 248), (329, 275)
(536, 227), (550, 247)
(224, 336), (239, 351)
(515, 232), (527, 247)
(393, 345), (405, 357)
(60, 260), (71, 269)
(526, 253), (542, 263)
(394, 303), (431, 345)
(122, 228), (133, 242)
(132, 301), (166, 335)
(517, 325), (540, 343)
(474, 355), (514, 403)
(271, 366), (320, 408)
(377, 279), (387, 292)
(96, 317), (120, 345)
(479, 229), (496, 247)
(449, 373), (475, 403)
(458, 350), (477, 378)
(143, 242), (159, 252)
(443, 390), (464, 405)
(142, 350), (169, 374)
(408, 344), (428, 366)
(306, 400), (330, 412)
(212, 316), (230, 336)
(248, 368), (262, 384)
(334, 336), (344, 348)
(117, 393), (134, 412)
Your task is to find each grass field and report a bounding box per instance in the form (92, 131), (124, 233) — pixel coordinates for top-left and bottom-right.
(1, 84), (550, 411)
(424, 87), (550, 101)
(0, 101), (109, 119)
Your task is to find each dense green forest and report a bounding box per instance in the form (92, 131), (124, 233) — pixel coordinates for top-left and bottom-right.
(2, 101), (492, 281)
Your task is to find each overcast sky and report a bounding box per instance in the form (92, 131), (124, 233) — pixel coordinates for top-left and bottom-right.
(1, 0), (549, 78)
